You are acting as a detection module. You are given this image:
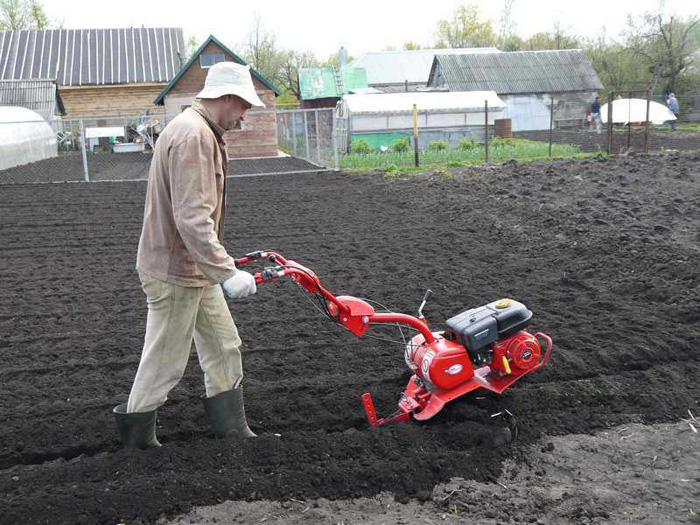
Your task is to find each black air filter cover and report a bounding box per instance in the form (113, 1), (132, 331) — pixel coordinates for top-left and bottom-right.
(444, 299), (532, 353)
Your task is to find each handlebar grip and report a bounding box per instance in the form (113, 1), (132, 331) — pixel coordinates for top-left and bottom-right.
(423, 289), (433, 302)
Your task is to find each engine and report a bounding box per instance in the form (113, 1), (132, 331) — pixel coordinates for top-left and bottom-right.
(405, 298), (541, 391)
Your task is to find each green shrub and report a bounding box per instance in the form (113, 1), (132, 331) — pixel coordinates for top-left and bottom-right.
(491, 137), (516, 149)
(458, 138), (479, 150)
(350, 140), (372, 154)
(427, 140), (448, 151)
(392, 138), (410, 153)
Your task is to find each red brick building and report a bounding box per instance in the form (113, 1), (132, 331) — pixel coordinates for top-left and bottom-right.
(154, 35), (280, 158)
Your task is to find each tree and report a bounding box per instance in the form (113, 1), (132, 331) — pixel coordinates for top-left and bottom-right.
(522, 23), (580, 50)
(584, 31), (650, 93)
(321, 50), (354, 69)
(0, 0), (54, 30)
(186, 35), (200, 61)
(27, 0), (47, 28)
(277, 49), (319, 100)
(434, 4), (498, 48)
(625, 11), (700, 94)
(403, 41), (422, 50)
(497, 0), (522, 51)
(241, 13), (285, 86)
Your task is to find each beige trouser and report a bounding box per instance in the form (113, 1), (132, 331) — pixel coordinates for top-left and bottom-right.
(127, 271), (243, 413)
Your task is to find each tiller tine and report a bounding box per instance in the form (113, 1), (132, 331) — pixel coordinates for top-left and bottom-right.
(362, 393), (419, 428)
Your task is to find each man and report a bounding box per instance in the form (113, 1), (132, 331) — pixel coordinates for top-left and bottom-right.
(590, 97), (602, 134)
(667, 93), (680, 131)
(113, 62), (264, 449)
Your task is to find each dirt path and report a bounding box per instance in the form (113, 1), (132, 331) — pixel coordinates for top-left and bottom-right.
(0, 151), (698, 524)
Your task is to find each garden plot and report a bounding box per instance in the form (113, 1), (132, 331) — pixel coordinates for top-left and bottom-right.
(0, 152), (698, 524)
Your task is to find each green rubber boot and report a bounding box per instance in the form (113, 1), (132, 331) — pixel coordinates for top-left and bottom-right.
(113, 403), (162, 449)
(203, 387), (257, 438)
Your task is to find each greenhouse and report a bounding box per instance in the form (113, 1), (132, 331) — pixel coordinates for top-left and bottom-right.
(0, 106), (57, 171)
(335, 91), (506, 151)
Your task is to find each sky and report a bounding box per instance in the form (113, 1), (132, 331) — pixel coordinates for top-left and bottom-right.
(42, 0), (697, 59)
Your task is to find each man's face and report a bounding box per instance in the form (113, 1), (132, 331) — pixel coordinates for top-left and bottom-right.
(221, 95), (253, 130)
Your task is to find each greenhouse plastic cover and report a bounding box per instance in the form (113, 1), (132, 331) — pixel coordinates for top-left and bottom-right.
(600, 99), (676, 125)
(0, 106), (57, 171)
(341, 91), (506, 114)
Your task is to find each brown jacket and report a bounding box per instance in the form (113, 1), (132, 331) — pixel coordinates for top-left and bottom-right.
(136, 100), (237, 287)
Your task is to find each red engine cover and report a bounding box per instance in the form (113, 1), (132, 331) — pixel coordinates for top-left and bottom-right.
(491, 331), (542, 373)
(406, 334), (475, 390)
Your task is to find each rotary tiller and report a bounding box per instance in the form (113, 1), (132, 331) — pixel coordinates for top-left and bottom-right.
(235, 251), (552, 428)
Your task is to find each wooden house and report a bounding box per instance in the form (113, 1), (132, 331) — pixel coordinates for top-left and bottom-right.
(0, 28), (186, 117)
(154, 35), (280, 158)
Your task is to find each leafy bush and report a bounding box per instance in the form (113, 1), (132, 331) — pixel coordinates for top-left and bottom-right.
(458, 138), (479, 150)
(427, 140), (448, 151)
(350, 140), (372, 154)
(392, 138), (410, 153)
(490, 137), (516, 149)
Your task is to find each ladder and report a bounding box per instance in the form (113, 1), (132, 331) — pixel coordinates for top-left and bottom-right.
(332, 67), (345, 96)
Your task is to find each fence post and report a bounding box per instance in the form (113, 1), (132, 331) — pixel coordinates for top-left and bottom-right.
(315, 110), (321, 165)
(484, 100), (489, 163)
(644, 91), (651, 153)
(292, 112), (298, 156)
(412, 104), (420, 167)
(304, 110), (310, 161)
(79, 119), (89, 182)
(548, 97), (554, 158)
(332, 111), (339, 170)
(627, 91), (632, 151)
(606, 92), (614, 154)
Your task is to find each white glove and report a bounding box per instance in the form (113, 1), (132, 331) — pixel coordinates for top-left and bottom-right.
(222, 271), (257, 299)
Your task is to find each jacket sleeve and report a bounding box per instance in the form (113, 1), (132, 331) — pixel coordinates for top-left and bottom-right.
(169, 134), (237, 284)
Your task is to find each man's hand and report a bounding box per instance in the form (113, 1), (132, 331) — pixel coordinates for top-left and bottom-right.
(222, 271), (257, 299)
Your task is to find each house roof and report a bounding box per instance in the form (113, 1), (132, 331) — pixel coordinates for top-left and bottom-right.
(348, 47), (500, 86)
(0, 79), (65, 118)
(154, 35), (280, 105)
(428, 50), (603, 94)
(298, 67), (367, 100)
(0, 28), (186, 86)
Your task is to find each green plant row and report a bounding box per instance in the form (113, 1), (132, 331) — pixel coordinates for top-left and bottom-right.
(341, 138), (581, 170)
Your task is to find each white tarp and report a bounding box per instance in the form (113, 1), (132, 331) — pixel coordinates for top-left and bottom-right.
(600, 99), (676, 125)
(0, 106), (57, 171)
(340, 91), (506, 115)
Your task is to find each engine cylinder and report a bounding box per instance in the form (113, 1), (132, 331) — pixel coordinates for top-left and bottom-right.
(406, 334), (475, 390)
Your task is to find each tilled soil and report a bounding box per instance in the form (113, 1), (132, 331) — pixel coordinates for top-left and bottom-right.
(1, 152), (699, 524)
(0, 153), (323, 184)
(514, 128), (700, 154)
(165, 420), (700, 525)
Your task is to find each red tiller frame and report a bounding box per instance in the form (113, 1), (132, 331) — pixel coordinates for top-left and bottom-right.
(234, 251), (435, 343)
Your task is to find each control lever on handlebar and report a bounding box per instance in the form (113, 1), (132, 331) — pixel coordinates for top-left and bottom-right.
(418, 289), (433, 319)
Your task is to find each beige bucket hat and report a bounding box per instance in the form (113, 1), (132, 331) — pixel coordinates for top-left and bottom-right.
(196, 62), (265, 108)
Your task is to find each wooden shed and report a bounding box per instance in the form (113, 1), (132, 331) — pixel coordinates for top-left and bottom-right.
(154, 35), (280, 159)
(427, 50), (604, 131)
(0, 28), (186, 117)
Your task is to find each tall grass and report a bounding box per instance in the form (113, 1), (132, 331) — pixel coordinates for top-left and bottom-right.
(339, 139), (582, 170)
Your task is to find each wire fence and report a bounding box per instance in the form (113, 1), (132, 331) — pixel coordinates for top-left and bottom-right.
(338, 92), (700, 171)
(0, 93), (698, 184)
(275, 108), (338, 169)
